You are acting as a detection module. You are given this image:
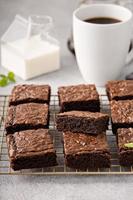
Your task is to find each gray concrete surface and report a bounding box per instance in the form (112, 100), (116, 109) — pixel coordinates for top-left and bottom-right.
(0, 0), (133, 200)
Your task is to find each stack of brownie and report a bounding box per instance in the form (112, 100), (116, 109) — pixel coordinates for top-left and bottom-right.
(56, 84), (111, 170)
(5, 84), (57, 171)
(106, 80), (133, 166)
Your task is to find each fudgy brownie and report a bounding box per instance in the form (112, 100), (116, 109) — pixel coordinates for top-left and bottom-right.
(110, 100), (133, 134)
(118, 128), (133, 166)
(106, 80), (133, 101)
(56, 111), (109, 135)
(5, 103), (49, 134)
(9, 84), (51, 106)
(6, 129), (57, 170)
(63, 132), (111, 169)
(58, 84), (100, 112)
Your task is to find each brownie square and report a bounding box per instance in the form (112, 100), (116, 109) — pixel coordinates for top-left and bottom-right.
(110, 100), (133, 134)
(63, 132), (111, 169)
(106, 80), (133, 101)
(58, 84), (100, 112)
(6, 129), (57, 170)
(56, 111), (109, 135)
(5, 103), (49, 134)
(118, 128), (133, 166)
(9, 84), (51, 106)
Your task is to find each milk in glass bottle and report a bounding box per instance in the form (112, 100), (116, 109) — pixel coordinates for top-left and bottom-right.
(1, 15), (60, 80)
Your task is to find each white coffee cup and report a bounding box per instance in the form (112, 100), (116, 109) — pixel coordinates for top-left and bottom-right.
(73, 4), (133, 86)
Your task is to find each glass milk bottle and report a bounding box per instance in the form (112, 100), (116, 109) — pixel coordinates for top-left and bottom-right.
(1, 15), (60, 80)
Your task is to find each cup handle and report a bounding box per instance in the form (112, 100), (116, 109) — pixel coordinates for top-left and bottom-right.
(125, 39), (133, 79)
(126, 39), (133, 64)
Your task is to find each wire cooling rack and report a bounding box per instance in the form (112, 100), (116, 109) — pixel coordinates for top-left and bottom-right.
(0, 94), (133, 175)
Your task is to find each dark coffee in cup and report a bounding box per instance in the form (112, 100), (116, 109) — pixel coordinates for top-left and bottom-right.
(84, 17), (121, 24)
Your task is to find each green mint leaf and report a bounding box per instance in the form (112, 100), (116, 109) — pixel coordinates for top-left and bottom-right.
(7, 72), (16, 83)
(0, 77), (8, 87)
(0, 71), (16, 87)
(124, 143), (133, 148)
